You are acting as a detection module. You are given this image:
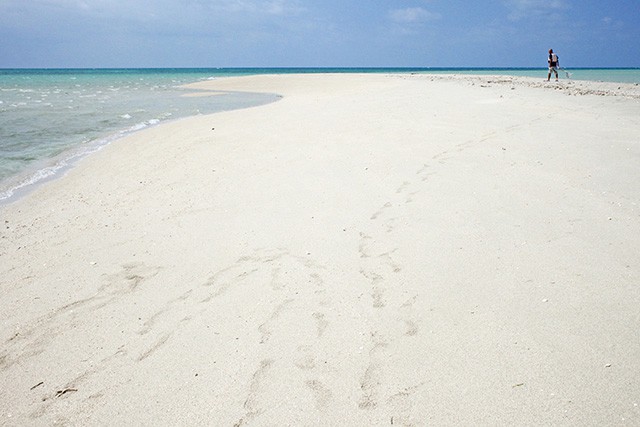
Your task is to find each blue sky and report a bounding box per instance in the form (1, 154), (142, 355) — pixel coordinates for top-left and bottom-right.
(0, 0), (638, 68)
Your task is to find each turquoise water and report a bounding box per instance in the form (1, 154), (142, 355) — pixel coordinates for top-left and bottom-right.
(417, 68), (640, 84)
(230, 67), (639, 84)
(1, 67), (639, 203)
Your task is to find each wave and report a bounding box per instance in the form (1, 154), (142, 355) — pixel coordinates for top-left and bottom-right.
(0, 117), (168, 203)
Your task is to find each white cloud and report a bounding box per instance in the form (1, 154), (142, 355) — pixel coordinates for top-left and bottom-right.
(0, 0), (303, 19)
(601, 16), (625, 30)
(503, 0), (568, 21)
(221, 0), (302, 15)
(389, 7), (440, 24)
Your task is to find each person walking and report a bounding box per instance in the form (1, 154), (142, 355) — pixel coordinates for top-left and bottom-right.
(548, 49), (559, 81)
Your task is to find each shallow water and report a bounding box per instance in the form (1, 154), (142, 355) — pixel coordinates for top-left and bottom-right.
(0, 69), (279, 202)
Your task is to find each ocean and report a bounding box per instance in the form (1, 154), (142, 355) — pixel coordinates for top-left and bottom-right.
(1, 67), (639, 204)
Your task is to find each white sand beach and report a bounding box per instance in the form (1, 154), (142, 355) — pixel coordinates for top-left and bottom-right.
(1, 73), (639, 425)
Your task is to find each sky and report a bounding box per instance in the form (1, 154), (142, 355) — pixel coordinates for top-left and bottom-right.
(0, 0), (638, 68)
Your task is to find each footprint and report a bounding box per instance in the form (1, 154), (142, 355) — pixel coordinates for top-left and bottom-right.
(358, 332), (388, 410)
(361, 270), (385, 309)
(404, 320), (418, 336)
(258, 299), (293, 344)
(305, 379), (333, 410)
(358, 233), (373, 258)
(234, 359), (274, 427)
(387, 383), (424, 426)
(396, 181), (410, 194)
(371, 202), (392, 220)
(313, 312), (328, 338)
(295, 345), (316, 370)
(399, 295), (419, 337)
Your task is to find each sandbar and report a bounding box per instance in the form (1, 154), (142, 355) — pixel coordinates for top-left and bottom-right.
(1, 73), (639, 425)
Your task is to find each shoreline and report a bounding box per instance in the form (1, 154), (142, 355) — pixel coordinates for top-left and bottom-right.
(0, 87), (281, 207)
(3, 67), (640, 84)
(3, 72), (637, 207)
(2, 70), (638, 207)
(1, 73), (639, 425)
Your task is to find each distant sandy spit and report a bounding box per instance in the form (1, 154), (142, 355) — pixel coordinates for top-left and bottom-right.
(1, 74), (639, 426)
